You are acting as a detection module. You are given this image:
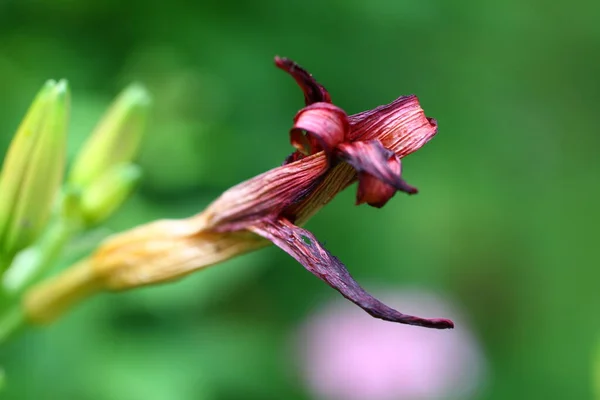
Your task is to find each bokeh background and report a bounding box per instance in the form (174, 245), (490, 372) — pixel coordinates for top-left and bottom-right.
(1, 0), (599, 399)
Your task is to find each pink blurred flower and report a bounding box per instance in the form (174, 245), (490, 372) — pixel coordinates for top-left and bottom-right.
(295, 289), (487, 400)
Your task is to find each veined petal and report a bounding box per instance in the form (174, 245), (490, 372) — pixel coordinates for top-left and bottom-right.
(203, 153), (329, 231)
(275, 56), (331, 105)
(249, 218), (454, 329)
(337, 140), (417, 206)
(291, 103), (348, 159)
(348, 95), (438, 158)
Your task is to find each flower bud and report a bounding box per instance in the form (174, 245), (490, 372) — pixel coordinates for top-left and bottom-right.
(79, 163), (142, 226)
(69, 83), (151, 189)
(0, 80), (70, 266)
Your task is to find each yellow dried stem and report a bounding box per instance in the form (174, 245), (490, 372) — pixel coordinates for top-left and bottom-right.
(24, 214), (268, 324)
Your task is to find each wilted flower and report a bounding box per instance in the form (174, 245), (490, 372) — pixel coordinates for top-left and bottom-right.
(25, 57), (453, 329)
(295, 289), (488, 400)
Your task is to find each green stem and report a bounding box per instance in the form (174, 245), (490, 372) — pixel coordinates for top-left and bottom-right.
(0, 304), (24, 343)
(0, 215), (79, 342)
(2, 216), (75, 296)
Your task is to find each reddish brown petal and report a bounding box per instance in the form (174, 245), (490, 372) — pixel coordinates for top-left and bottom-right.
(348, 95), (438, 158)
(249, 218), (454, 329)
(355, 151), (401, 208)
(356, 171), (397, 208)
(337, 140), (417, 203)
(275, 56), (331, 105)
(203, 154), (329, 231)
(291, 102), (349, 159)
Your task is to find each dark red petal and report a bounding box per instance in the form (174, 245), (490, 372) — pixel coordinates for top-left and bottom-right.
(337, 140), (418, 201)
(249, 218), (454, 329)
(356, 171), (397, 208)
(275, 56), (332, 105)
(347, 95), (438, 158)
(203, 155), (329, 231)
(355, 152), (401, 208)
(291, 102), (349, 160)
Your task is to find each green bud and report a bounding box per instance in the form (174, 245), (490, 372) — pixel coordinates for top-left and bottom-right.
(0, 80), (70, 266)
(69, 83), (151, 189)
(79, 163), (142, 226)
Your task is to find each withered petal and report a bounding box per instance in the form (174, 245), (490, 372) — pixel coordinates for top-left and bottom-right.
(275, 56), (331, 105)
(347, 95), (438, 158)
(291, 102), (349, 160)
(249, 218), (454, 329)
(355, 149), (401, 208)
(337, 140), (418, 201)
(203, 154), (329, 231)
(356, 171), (398, 208)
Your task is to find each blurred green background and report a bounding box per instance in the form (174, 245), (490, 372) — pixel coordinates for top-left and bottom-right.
(1, 0), (599, 399)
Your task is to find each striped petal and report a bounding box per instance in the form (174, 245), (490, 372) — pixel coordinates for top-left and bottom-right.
(249, 218), (454, 329)
(337, 140), (417, 207)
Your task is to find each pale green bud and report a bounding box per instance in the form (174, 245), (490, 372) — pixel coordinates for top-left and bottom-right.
(0, 80), (70, 265)
(79, 163), (142, 226)
(69, 83), (151, 189)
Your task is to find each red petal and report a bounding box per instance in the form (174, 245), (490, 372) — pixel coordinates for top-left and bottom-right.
(356, 171), (398, 208)
(337, 140), (417, 205)
(348, 95), (438, 158)
(291, 102), (349, 160)
(249, 218), (454, 329)
(203, 155), (329, 231)
(275, 56), (332, 105)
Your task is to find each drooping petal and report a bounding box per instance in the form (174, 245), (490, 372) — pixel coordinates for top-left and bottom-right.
(249, 218), (454, 329)
(348, 95), (438, 158)
(337, 140), (417, 206)
(356, 168), (399, 208)
(275, 56), (331, 105)
(291, 102), (348, 159)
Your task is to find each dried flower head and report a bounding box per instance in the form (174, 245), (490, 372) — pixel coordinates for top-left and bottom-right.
(25, 57), (453, 329)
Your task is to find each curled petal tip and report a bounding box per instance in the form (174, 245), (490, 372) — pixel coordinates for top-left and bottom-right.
(291, 103), (348, 159)
(274, 55), (289, 68)
(274, 56), (300, 73)
(398, 179), (418, 195)
(275, 56), (331, 105)
(338, 140), (418, 207)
